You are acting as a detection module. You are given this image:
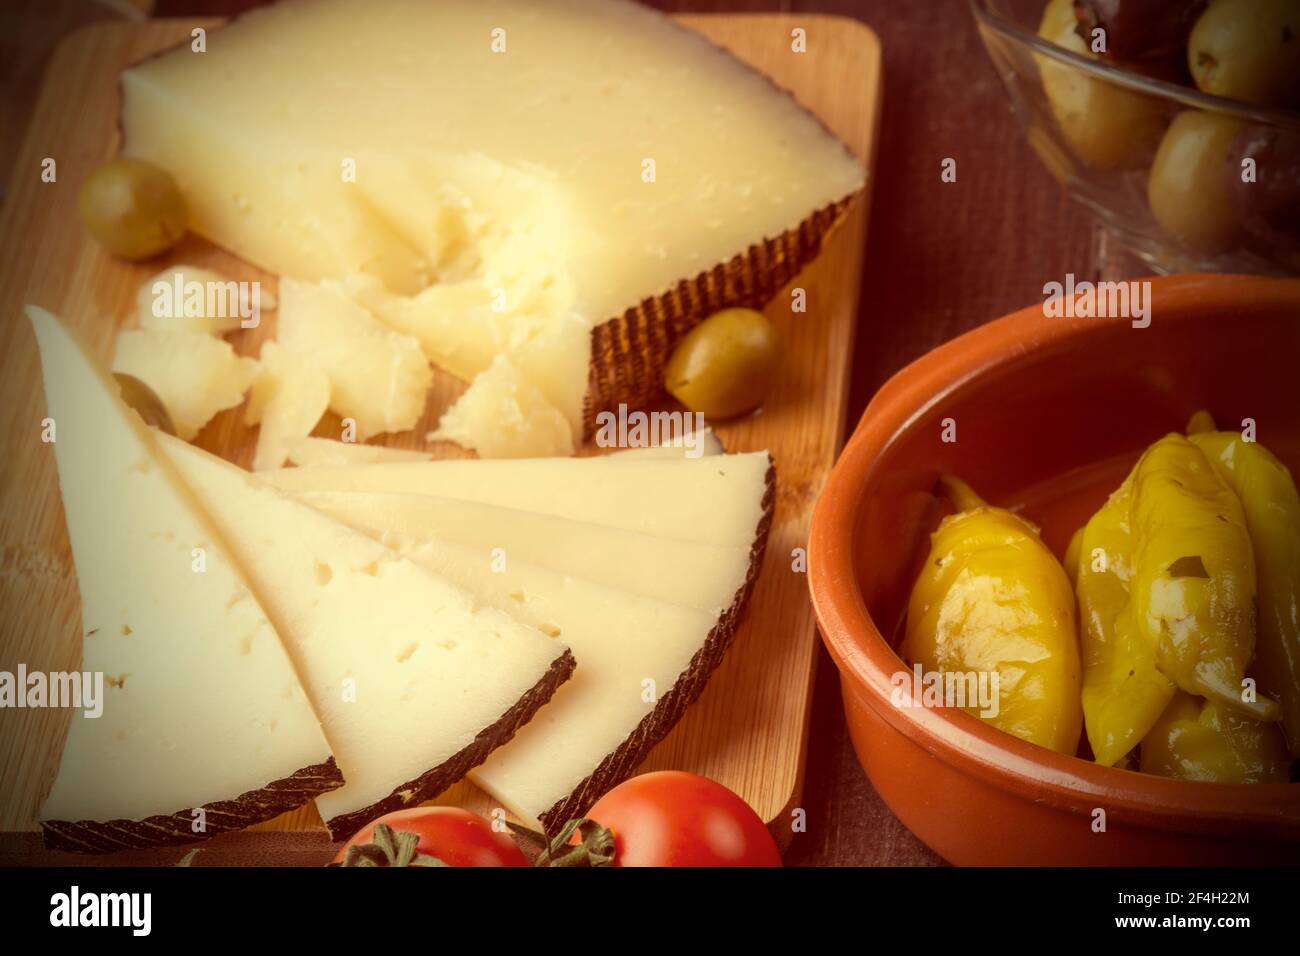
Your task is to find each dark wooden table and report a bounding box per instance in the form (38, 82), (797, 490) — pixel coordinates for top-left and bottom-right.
(9, 0), (1145, 866)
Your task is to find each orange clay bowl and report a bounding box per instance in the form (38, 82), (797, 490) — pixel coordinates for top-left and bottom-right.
(809, 273), (1300, 866)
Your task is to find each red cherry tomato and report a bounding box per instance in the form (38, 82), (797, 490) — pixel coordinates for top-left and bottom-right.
(583, 771), (782, 867)
(333, 807), (527, 867)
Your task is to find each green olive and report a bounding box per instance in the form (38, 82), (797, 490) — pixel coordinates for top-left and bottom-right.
(1188, 0), (1300, 108)
(1036, 0), (1168, 171)
(79, 158), (187, 260)
(1148, 110), (1244, 253)
(664, 308), (779, 419)
(113, 372), (176, 435)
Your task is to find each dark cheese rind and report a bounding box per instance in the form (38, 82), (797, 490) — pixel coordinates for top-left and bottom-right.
(537, 457), (776, 834)
(41, 757), (344, 854)
(584, 200), (854, 437)
(322, 648), (577, 842)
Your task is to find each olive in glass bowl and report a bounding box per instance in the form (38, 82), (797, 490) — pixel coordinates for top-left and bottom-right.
(972, 0), (1300, 276)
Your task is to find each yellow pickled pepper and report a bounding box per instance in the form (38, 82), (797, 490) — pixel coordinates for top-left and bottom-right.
(1187, 415), (1300, 756)
(1140, 691), (1290, 784)
(1129, 434), (1278, 721)
(1076, 466), (1176, 767)
(1064, 525), (1084, 587)
(902, 475), (1083, 755)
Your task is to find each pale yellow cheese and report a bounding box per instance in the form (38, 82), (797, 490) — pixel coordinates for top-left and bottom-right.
(277, 427), (711, 473)
(323, 274), (498, 376)
(282, 449), (764, 825)
(333, 274), (590, 444)
(292, 491), (762, 826)
(276, 277), (431, 440)
(28, 306), (332, 827)
(135, 265), (254, 335)
(371, 533), (721, 826)
(156, 435), (570, 833)
(296, 491), (751, 613)
(263, 452), (772, 546)
(121, 0), (862, 314)
(602, 426), (722, 460)
(245, 341), (330, 472)
(120, 0), (864, 449)
(284, 436), (432, 468)
(112, 330), (258, 441)
(430, 355), (575, 458)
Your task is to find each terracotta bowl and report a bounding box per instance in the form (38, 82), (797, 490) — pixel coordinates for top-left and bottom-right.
(809, 273), (1300, 866)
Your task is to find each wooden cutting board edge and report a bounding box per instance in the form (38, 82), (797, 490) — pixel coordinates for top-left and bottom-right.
(0, 11), (882, 861)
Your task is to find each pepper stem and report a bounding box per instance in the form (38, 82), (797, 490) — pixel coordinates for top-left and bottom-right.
(1186, 409), (1217, 435)
(938, 474), (988, 512)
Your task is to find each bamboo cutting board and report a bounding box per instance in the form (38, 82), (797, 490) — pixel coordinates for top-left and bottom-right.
(0, 12), (880, 863)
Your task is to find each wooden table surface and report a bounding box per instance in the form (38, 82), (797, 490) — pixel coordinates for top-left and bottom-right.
(9, 0), (1145, 867)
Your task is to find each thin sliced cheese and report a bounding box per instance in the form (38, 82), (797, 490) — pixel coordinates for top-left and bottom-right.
(296, 492), (751, 613)
(263, 452), (773, 546)
(156, 435), (574, 839)
(607, 427), (723, 460)
(296, 496), (770, 830)
(284, 436), (432, 468)
(27, 306), (338, 853)
(380, 535), (724, 829)
(274, 428), (716, 471)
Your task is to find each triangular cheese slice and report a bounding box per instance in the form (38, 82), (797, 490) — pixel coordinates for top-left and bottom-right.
(282, 435), (432, 468)
(155, 435), (574, 839)
(280, 428), (715, 470)
(299, 498), (770, 831)
(26, 306), (339, 853)
(263, 452), (773, 546)
(295, 492), (752, 613)
(609, 427), (723, 460)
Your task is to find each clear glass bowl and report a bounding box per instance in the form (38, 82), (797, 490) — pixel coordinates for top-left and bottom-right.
(972, 0), (1300, 276)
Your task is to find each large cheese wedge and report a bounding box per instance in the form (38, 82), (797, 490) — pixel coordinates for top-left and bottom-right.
(120, 0), (865, 439)
(155, 435), (575, 839)
(297, 498), (771, 830)
(26, 306), (339, 853)
(263, 452), (774, 546)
